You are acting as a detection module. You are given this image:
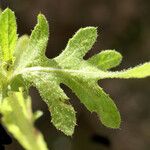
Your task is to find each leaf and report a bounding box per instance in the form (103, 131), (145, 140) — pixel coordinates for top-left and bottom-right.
(0, 89), (48, 150)
(15, 14), (49, 70)
(14, 23), (150, 132)
(0, 8), (17, 62)
(2, 9), (150, 139)
(87, 50), (122, 70)
(13, 26), (121, 131)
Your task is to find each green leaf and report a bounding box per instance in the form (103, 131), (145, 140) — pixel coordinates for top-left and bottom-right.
(13, 26), (121, 131)
(15, 22), (150, 132)
(0, 8), (17, 62)
(0, 89), (48, 150)
(87, 50), (122, 70)
(3, 8), (150, 150)
(15, 14), (49, 69)
(5, 9), (150, 138)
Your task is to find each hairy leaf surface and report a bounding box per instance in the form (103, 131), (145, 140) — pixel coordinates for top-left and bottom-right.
(87, 50), (122, 70)
(15, 14), (49, 70)
(0, 9), (150, 150)
(23, 72), (76, 136)
(11, 17), (150, 134)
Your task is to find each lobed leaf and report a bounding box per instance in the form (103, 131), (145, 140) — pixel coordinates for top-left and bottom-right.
(13, 21), (149, 132)
(1, 8), (150, 141)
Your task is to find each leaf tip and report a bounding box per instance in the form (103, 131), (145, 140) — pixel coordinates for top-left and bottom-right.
(37, 13), (48, 24)
(101, 111), (121, 129)
(36, 13), (49, 33)
(81, 26), (98, 36)
(2, 7), (14, 15)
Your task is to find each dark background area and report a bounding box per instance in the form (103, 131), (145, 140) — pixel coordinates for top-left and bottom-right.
(0, 0), (150, 150)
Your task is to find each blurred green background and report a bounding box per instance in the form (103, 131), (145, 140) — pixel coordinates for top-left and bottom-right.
(1, 0), (150, 150)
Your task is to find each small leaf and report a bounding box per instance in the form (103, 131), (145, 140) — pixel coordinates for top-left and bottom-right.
(0, 8), (17, 61)
(87, 50), (122, 70)
(0, 89), (48, 150)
